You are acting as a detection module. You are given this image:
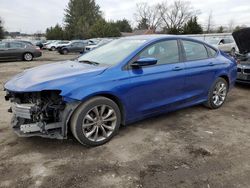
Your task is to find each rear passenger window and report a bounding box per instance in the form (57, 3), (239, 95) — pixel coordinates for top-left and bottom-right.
(9, 42), (25, 48)
(182, 40), (208, 61)
(206, 46), (217, 58)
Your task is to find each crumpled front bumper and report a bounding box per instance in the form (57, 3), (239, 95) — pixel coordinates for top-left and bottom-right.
(10, 102), (80, 140)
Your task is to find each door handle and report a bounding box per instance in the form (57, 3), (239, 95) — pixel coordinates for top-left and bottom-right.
(208, 62), (215, 66)
(172, 66), (183, 71)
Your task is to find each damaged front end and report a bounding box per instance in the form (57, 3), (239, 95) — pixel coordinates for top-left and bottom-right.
(5, 90), (80, 139)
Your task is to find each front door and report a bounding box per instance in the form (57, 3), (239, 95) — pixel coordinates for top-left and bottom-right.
(127, 39), (186, 120)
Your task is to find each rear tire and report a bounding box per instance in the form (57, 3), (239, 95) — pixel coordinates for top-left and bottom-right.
(204, 77), (228, 109)
(62, 49), (68, 55)
(23, 53), (33, 61)
(70, 97), (121, 146)
(51, 46), (56, 51)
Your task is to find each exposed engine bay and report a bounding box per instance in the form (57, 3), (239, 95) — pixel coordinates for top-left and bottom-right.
(5, 90), (79, 139)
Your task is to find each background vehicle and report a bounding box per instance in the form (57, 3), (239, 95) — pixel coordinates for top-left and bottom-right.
(46, 41), (70, 51)
(58, 40), (88, 54)
(233, 28), (250, 84)
(84, 38), (113, 52)
(206, 37), (238, 55)
(4, 35), (237, 146)
(0, 41), (42, 61)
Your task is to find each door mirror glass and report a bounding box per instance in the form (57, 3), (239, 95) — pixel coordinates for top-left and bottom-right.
(132, 57), (157, 67)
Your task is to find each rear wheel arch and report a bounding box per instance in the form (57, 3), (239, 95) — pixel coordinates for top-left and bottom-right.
(219, 75), (229, 86)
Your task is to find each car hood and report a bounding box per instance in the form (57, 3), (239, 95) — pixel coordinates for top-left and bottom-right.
(4, 60), (108, 93)
(232, 28), (250, 54)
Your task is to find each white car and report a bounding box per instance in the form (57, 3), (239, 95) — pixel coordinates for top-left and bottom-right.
(46, 41), (70, 51)
(206, 37), (238, 55)
(85, 39), (113, 52)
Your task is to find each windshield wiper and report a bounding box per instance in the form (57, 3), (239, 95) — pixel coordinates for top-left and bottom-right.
(78, 60), (100, 66)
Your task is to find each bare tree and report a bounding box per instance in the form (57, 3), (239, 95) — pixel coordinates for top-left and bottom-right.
(159, 0), (197, 33)
(228, 19), (235, 32)
(134, 2), (162, 31)
(206, 11), (213, 33)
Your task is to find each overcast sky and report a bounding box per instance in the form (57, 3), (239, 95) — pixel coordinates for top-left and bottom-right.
(0, 0), (249, 33)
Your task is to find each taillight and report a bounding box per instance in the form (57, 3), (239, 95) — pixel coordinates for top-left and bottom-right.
(236, 59), (241, 64)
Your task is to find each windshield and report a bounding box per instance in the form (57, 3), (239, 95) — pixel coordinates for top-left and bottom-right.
(78, 38), (146, 65)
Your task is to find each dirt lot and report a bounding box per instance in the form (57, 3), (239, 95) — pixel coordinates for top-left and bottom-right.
(0, 51), (250, 188)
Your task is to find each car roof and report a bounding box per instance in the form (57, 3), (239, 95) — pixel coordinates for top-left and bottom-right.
(123, 34), (203, 43)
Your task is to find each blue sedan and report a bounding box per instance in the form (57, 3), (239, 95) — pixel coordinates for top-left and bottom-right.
(4, 35), (237, 146)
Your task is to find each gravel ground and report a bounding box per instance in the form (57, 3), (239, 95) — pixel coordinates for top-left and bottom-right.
(0, 51), (250, 188)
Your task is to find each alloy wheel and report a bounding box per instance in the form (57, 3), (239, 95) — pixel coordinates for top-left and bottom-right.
(24, 53), (33, 61)
(82, 105), (117, 142)
(212, 82), (227, 106)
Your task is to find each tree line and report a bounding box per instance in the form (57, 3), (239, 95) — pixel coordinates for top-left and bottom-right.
(0, 0), (247, 40)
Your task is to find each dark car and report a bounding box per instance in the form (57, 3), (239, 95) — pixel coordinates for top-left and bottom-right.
(58, 41), (87, 54)
(233, 28), (250, 84)
(0, 41), (42, 61)
(4, 35), (237, 146)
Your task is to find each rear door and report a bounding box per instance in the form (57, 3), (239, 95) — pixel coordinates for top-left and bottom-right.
(181, 39), (217, 101)
(0, 42), (9, 60)
(8, 42), (26, 59)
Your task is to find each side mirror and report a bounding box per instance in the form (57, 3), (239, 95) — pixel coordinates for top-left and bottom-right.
(131, 57), (157, 67)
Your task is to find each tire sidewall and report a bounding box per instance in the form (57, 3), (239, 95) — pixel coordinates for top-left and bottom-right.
(73, 97), (121, 146)
(208, 78), (228, 109)
(63, 49), (68, 55)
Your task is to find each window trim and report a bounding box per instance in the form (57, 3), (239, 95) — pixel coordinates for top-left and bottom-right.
(124, 39), (182, 70)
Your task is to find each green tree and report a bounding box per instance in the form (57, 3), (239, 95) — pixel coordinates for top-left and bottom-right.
(114, 19), (132, 32)
(137, 18), (149, 30)
(217, 26), (224, 33)
(183, 17), (203, 34)
(0, 18), (4, 39)
(89, 19), (121, 38)
(64, 0), (102, 39)
(46, 24), (65, 40)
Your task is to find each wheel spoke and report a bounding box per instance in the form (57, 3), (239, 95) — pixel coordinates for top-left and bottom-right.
(82, 122), (96, 128)
(85, 114), (94, 122)
(103, 109), (114, 120)
(93, 107), (100, 118)
(100, 125), (108, 138)
(102, 124), (114, 131)
(103, 116), (117, 122)
(100, 105), (106, 116)
(86, 126), (97, 138)
(94, 127), (99, 141)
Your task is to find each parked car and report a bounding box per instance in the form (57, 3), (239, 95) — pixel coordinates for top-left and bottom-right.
(4, 35), (237, 146)
(0, 41), (42, 61)
(47, 41), (70, 51)
(206, 37), (238, 55)
(58, 41), (88, 54)
(15, 40), (34, 46)
(85, 38), (113, 52)
(233, 28), (250, 84)
(42, 40), (56, 49)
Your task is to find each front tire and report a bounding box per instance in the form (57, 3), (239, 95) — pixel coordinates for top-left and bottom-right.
(70, 97), (121, 146)
(205, 77), (228, 109)
(23, 53), (33, 61)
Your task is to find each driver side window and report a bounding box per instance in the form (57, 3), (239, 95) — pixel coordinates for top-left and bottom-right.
(139, 40), (180, 65)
